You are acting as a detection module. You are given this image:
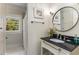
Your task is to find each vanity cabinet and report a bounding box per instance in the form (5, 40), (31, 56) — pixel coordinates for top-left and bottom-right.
(41, 40), (71, 55)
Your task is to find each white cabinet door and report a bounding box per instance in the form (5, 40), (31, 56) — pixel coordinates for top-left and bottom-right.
(0, 16), (6, 54)
(41, 40), (59, 55)
(59, 48), (70, 55)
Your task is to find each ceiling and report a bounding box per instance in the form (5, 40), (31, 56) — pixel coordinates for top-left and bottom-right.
(14, 3), (26, 8)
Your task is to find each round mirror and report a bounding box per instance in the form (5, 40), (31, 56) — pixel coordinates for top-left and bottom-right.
(52, 6), (79, 32)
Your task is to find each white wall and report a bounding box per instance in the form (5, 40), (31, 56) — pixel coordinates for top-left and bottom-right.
(23, 9), (28, 54)
(24, 3), (54, 55)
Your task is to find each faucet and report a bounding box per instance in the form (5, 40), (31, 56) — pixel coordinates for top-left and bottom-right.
(57, 34), (61, 39)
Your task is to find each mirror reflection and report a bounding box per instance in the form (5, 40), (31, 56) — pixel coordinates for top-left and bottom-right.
(53, 7), (79, 32)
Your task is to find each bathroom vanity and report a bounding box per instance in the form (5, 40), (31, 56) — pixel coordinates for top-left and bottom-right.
(40, 6), (79, 55)
(41, 37), (78, 55)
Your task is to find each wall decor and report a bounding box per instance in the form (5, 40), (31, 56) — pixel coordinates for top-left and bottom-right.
(33, 8), (44, 19)
(52, 6), (79, 32)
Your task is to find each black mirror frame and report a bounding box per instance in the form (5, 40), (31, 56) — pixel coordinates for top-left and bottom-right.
(52, 6), (79, 32)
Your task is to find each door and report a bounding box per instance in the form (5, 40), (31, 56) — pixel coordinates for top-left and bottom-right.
(6, 16), (23, 54)
(0, 16), (6, 54)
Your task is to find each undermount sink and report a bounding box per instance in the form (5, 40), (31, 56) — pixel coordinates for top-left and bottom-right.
(50, 39), (64, 43)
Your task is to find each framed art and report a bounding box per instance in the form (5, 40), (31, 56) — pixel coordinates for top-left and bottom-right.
(33, 8), (44, 19)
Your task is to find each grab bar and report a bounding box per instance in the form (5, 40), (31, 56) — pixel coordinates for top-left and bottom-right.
(31, 21), (44, 24)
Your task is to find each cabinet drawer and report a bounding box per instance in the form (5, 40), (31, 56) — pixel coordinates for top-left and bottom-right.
(59, 48), (70, 55)
(42, 40), (60, 55)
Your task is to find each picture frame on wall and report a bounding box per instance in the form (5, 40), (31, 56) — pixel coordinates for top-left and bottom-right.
(33, 8), (44, 19)
(53, 11), (60, 25)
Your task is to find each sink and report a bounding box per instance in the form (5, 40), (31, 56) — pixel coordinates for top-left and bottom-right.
(50, 39), (64, 43)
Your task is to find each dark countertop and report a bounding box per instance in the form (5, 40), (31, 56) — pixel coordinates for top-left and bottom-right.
(41, 37), (78, 52)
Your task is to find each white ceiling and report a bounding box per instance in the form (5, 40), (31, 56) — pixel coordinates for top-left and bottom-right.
(12, 3), (78, 8)
(12, 3), (26, 8)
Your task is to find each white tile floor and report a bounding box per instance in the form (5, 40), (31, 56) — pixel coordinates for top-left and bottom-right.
(5, 50), (25, 55)
(5, 46), (25, 55)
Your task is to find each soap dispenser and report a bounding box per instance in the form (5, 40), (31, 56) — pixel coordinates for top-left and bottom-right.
(63, 36), (65, 41)
(74, 34), (78, 44)
(57, 34), (61, 39)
